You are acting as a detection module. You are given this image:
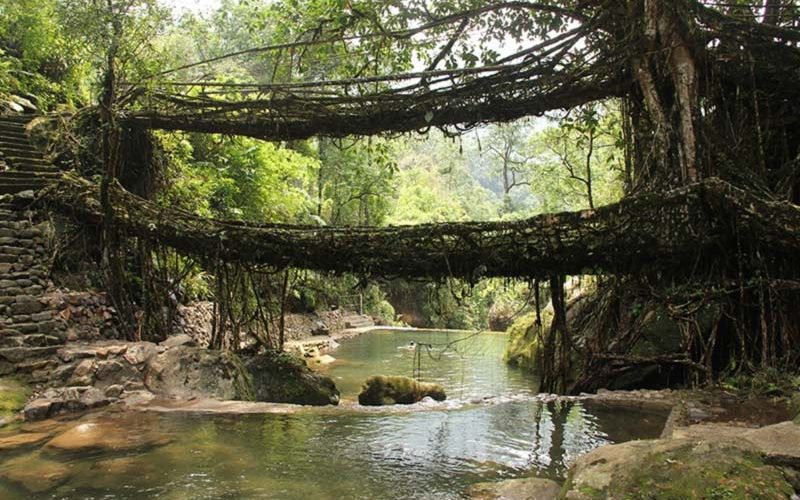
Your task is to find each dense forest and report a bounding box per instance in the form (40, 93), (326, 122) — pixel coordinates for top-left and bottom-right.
(1, 1), (800, 498)
(1, 0), (799, 395)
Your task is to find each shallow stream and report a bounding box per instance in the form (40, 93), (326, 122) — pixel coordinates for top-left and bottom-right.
(0, 330), (667, 499)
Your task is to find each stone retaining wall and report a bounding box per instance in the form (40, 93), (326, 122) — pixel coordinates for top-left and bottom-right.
(0, 194), (65, 381)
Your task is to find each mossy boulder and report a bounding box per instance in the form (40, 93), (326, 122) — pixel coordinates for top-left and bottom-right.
(244, 350), (339, 406)
(0, 377), (31, 420)
(504, 312), (547, 371)
(561, 434), (795, 499)
(357, 375), (446, 406)
(790, 392), (800, 423)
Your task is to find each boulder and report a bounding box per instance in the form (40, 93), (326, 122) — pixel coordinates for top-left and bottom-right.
(311, 320), (330, 336)
(123, 342), (157, 365)
(66, 359), (94, 386)
(358, 375), (446, 406)
(104, 384), (124, 398)
(466, 478), (562, 500)
(561, 431), (794, 499)
(245, 350), (340, 406)
(144, 345), (250, 400)
(670, 421), (800, 468)
(159, 333), (196, 349)
(22, 387), (110, 420)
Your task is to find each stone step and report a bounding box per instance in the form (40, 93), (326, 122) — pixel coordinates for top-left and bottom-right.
(0, 118), (29, 128)
(0, 346), (60, 363)
(0, 138), (32, 148)
(11, 164), (58, 174)
(0, 147), (43, 159)
(343, 315), (375, 328)
(0, 129), (27, 140)
(0, 115), (35, 124)
(4, 156), (50, 166)
(0, 171), (59, 181)
(0, 180), (48, 195)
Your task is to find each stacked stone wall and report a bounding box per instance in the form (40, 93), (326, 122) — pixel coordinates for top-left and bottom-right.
(0, 194), (65, 382)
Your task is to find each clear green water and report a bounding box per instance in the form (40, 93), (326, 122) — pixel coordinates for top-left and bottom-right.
(320, 330), (539, 400)
(0, 331), (667, 499)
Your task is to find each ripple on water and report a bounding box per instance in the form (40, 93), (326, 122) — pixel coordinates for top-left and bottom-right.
(0, 331), (668, 499)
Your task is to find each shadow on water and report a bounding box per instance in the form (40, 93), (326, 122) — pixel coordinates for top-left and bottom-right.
(0, 330), (668, 499)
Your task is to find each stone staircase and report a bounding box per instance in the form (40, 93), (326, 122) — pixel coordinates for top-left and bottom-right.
(0, 115), (65, 382)
(0, 115), (59, 194)
(343, 314), (375, 329)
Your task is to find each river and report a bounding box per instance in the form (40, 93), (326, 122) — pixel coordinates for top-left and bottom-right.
(0, 330), (667, 498)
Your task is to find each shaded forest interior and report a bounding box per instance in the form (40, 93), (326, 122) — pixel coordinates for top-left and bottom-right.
(5, 0), (800, 394)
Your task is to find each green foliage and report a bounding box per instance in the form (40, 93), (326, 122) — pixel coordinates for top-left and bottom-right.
(504, 310), (552, 371)
(720, 367), (800, 398)
(0, 0), (89, 109)
(529, 102), (625, 212)
(3, 0), (630, 348)
(317, 138), (396, 226)
(0, 378), (31, 418)
(388, 132), (500, 224)
(161, 132), (318, 223)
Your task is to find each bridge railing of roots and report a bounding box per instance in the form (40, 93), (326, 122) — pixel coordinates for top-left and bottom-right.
(32, 0), (800, 392)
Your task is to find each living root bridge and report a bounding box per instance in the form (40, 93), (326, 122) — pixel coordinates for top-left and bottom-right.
(39, 175), (800, 280)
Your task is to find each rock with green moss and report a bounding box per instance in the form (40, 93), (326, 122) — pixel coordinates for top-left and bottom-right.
(561, 425), (796, 499)
(0, 377), (31, 422)
(791, 392), (800, 423)
(504, 312), (546, 371)
(244, 350), (339, 406)
(357, 375), (446, 406)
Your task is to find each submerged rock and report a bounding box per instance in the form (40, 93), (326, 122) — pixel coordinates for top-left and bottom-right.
(466, 478), (561, 500)
(357, 375), (446, 406)
(0, 431), (50, 450)
(0, 452), (71, 493)
(245, 351), (340, 406)
(45, 413), (171, 453)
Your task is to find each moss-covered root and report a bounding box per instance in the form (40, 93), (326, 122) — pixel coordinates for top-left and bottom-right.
(358, 375), (446, 406)
(0, 378), (31, 421)
(790, 392), (800, 424)
(561, 439), (795, 499)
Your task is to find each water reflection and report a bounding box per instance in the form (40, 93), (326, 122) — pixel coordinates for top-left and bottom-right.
(321, 330), (540, 400)
(0, 331), (667, 498)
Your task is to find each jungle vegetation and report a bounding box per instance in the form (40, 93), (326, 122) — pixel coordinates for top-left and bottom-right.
(2, 0), (798, 394)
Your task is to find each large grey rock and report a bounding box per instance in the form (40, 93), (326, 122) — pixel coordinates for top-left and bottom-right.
(159, 333), (196, 349)
(123, 342), (157, 365)
(22, 386), (110, 420)
(144, 345), (249, 400)
(245, 350), (340, 406)
(561, 422), (797, 499)
(466, 478), (562, 500)
(671, 421), (800, 468)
